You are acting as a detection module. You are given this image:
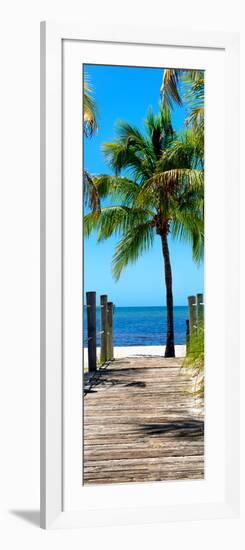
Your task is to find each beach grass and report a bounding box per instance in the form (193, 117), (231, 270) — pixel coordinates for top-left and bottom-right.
(183, 321), (204, 396)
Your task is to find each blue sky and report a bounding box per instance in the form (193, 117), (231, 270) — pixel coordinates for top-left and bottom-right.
(84, 64), (204, 307)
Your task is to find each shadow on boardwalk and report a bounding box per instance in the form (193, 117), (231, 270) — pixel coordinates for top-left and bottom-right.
(141, 420), (204, 438)
(83, 356), (204, 485)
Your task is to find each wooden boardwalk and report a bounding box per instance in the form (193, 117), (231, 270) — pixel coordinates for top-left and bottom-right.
(83, 356), (204, 485)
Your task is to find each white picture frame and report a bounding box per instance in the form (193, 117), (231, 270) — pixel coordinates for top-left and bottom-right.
(40, 21), (240, 529)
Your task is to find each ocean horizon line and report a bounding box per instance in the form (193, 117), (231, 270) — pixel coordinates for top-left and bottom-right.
(83, 304), (190, 308)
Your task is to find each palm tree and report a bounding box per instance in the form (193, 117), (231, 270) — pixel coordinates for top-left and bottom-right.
(84, 107), (204, 357)
(83, 77), (98, 137)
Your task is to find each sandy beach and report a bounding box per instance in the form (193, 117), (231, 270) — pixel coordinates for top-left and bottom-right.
(84, 345), (186, 370)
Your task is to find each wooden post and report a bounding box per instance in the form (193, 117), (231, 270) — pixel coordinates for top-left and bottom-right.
(197, 293), (204, 324)
(107, 302), (114, 360)
(186, 319), (190, 353)
(188, 295), (197, 335)
(111, 304), (114, 360)
(100, 295), (108, 363)
(86, 291), (96, 373)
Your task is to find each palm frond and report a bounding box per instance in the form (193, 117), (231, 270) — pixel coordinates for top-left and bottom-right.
(160, 69), (205, 136)
(165, 128), (204, 169)
(137, 169), (203, 205)
(185, 70), (204, 82)
(102, 141), (150, 178)
(83, 170), (101, 212)
(84, 205), (152, 241)
(171, 211), (204, 263)
(84, 209), (100, 236)
(160, 69), (182, 108)
(83, 77), (98, 137)
(102, 117), (167, 181)
(112, 221), (155, 280)
(191, 227), (204, 263)
(182, 73), (204, 129)
(115, 121), (149, 149)
(92, 175), (140, 205)
(144, 106), (175, 159)
(185, 107), (204, 130)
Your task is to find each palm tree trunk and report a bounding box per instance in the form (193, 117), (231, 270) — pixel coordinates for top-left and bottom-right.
(161, 232), (175, 357)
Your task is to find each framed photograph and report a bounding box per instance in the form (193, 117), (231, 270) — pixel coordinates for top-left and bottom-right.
(40, 22), (240, 529)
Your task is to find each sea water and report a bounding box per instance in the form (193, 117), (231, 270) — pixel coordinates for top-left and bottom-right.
(84, 306), (188, 347)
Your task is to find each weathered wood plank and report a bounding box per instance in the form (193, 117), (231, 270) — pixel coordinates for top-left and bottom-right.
(84, 356), (204, 485)
(86, 291), (97, 373)
(100, 294), (108, 363)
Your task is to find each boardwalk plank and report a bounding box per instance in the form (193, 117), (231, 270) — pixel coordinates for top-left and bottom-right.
(84, 356), (204, 485)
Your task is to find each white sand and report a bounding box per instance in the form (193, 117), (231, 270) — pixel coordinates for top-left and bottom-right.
(84, 345), (186, 370)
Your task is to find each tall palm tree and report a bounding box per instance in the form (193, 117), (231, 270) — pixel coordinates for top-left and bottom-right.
(83, 77), (98, 137)
(84, 108), (204, 357)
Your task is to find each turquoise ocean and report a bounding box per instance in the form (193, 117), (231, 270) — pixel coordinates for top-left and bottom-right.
(84, 306), (188, 347)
